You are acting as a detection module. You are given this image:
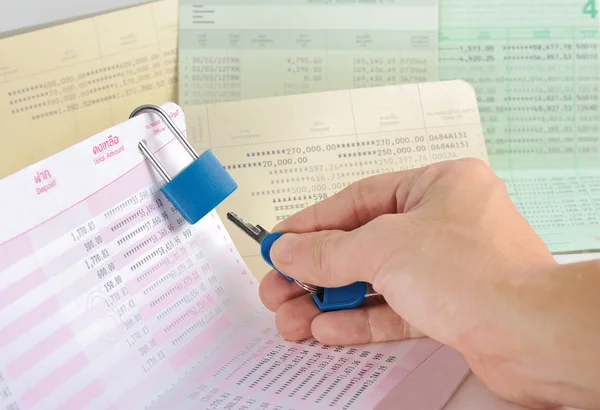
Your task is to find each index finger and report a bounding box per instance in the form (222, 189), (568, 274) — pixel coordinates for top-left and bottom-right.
(273, 167), (428, 233)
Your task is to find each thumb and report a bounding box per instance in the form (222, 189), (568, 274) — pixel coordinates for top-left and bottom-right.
(269, 220), (395, 288)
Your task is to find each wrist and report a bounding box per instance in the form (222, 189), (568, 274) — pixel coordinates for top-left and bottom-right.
(519, 260), (600, 408)
(466, 258), (600, 408)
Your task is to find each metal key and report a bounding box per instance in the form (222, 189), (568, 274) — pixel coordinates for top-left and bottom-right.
(226, 212), (317, 292)
(226, 212), (380, 312)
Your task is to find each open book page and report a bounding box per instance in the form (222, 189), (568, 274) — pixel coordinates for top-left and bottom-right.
(0, 102), (467, 410)
(177, 0), (439, 105)
(439, 0), (600, 253)
(182, 80), (488, 278)
(0, 0), (178, 179)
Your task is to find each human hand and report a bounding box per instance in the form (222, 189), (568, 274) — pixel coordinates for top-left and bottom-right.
(258, 158), (564, 409)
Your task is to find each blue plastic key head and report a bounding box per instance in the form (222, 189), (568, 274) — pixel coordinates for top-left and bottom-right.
(258, 230), (369, 309)
(224, 215), (374, 313)
(260, 232), (294, 282)
(132, 104), (237, 225)
(312, 282), (369, 312)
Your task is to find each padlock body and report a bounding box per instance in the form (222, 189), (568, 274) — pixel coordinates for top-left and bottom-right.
(161, 150), (237, 224)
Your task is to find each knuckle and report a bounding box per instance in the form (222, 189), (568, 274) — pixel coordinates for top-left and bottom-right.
(455, 158), (506, 193)
(372, 213), (397, 226)
(456, 156), (490, 170)
(445, 157), (491, 177)
(459, 158), (496, 180)
(312, 233), (336, 278)
(349, 177), (380, 225)
(370, 215), (406, 239)
(431, 158), (503, 189)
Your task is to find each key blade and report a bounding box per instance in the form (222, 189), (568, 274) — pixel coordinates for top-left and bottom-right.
(226, 212), (268, 243)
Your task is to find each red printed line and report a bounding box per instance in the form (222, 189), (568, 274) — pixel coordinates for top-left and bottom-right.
(0, 268), (45, 311)
(21, 352), (89, 407)
(0, 297), (60, 348)
(6, 306), (100, 379)
(0, 235), (33, 272)
(56, 379), (104, 410)
(0, 136), (175, 248)
(0, 267), (106, 349)
(86, 160), (154, 218)
(112, 360), (171, 410)
(25, 202), (92, 254)
(395, 338), (441, 371)
(7, 324), (74, 379)
(368, 346), (467, 410)
(4, 239), (98, 311)
(94, 340), (140, 390)
(363, 339), (442, 404)
(153, 293), (216, 345)
(169, 315), (231, 370)
(43, 242), (87, 278)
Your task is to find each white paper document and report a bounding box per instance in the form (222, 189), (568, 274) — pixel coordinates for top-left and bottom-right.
(0, 97), (469, 409)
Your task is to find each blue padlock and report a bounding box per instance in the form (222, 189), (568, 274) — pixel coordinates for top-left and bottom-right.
(131, 104), (237, 224)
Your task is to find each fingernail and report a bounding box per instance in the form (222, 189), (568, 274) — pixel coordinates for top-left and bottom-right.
(271, 233), (300, 264)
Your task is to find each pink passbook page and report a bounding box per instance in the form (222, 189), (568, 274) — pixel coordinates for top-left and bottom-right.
(0, 103), (468, 409)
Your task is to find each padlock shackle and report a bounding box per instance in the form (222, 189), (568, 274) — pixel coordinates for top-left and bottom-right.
(130, 104), (199, 161)
(138, 139), (172, 182)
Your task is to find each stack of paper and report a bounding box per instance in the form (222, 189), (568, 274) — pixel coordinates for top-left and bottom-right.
(174, 0), (600, 254)
(0, 82), (474, 408)
(2, 0), (599, 255)
(1, 1), (599, 408)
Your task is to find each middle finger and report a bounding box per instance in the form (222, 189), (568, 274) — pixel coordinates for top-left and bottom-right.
(259, 269), (308, 312)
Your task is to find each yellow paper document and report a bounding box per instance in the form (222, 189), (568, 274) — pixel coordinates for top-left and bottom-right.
(183, 80), (489, 277)
(0, 0), (179, 178)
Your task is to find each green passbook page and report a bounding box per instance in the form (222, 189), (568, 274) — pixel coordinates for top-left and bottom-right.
(177, 0), (439, 104)
(439, 0), (600, 253)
